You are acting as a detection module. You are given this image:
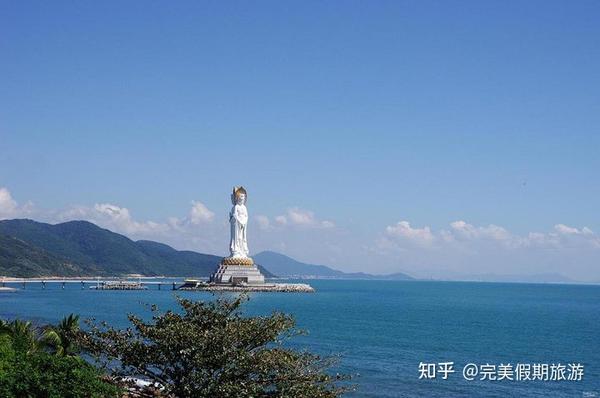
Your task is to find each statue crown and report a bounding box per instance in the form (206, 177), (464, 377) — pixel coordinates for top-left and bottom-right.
(232, 186), (247, 204)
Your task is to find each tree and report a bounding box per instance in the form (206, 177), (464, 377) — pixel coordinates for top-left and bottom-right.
(78, 295), (351, 397)
(0, 314), (81, 356)
(0, 319), (120, 398)
(0, 319), (41, 354)
(42, 313), (80, 357)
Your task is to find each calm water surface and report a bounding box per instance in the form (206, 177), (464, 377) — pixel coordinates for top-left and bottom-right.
(1, 279), (599, 397)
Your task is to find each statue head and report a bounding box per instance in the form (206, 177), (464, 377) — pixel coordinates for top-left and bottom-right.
(232, 186), (247, 205)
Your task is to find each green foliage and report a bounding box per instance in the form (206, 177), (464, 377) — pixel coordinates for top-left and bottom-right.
(0, 317), (120, 398)
(79, 295), (350, 397)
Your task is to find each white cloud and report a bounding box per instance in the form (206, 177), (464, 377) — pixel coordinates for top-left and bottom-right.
(275, 207), (335, 229)
(189, 201), (214, 224)
(379, 220), (600, 252)
(520, 224), (599, 249)
(287, 207), (316, 226)
(93, 203), (169, 235)
(551, 224), (600, 248)
(385, 221), (435, 246)
(0, 187), (34, 220)
(53, 199), (217, 237)
(448, 221), (512, 243)
(0, 188), (18, 218)
(254, 207), (335, 230)
(554, 223), (591, 235)
(321, 220), (335, 228)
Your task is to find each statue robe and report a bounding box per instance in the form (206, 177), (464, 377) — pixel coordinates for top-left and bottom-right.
(229, 203), (249, 258)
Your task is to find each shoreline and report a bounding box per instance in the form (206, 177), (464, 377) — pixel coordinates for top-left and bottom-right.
(0, 275), (182, 282)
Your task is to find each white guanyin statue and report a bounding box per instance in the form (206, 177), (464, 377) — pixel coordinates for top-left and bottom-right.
(210, 186), (262, 283)
(229, 186), (249, 258)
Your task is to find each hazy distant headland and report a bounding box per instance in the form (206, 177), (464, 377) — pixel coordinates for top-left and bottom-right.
(253, 250), (413, 281)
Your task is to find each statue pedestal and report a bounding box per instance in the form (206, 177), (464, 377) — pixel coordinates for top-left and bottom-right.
(210, 257), (265, 285)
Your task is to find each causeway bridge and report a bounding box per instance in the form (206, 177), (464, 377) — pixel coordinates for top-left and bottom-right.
(0, 278), (189, 290)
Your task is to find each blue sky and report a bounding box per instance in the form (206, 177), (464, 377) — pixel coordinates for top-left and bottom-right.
(1, 1), (599, 280)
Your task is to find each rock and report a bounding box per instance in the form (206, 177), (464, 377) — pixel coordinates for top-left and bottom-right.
(178, 283), (315, 293)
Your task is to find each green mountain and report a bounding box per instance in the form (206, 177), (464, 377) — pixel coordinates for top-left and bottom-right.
(0, 233), (95, 277)
(253, 251), (414, 280)
(0, 219), (272, 278)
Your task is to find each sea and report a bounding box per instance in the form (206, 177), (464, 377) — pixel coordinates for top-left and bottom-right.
(1, 279), (599, 397)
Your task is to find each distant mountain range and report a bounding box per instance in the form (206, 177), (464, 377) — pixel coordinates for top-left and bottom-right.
(252, 251), (414, 280)
(0, 219), (274, 278)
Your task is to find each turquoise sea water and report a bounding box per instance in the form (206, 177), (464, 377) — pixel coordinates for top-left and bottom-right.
(1, 279), (599, 397)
